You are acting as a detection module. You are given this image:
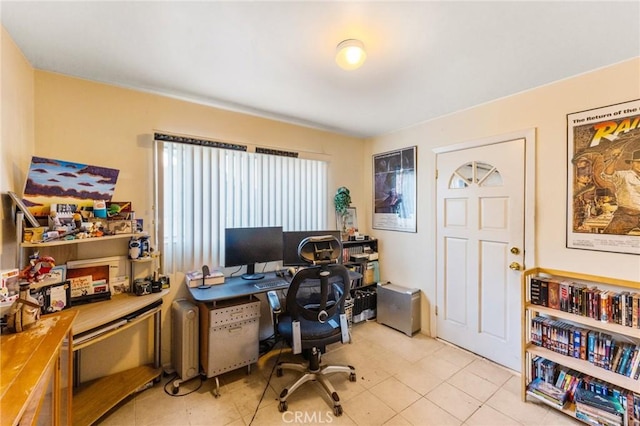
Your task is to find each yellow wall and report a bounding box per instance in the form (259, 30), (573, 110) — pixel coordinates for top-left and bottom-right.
(1, 27), (35, 267)
(31, 69), (365, 380)
(369, 57), (640, 335)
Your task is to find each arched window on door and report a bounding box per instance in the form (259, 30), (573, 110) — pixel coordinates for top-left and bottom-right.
(449, 161), (503, 189)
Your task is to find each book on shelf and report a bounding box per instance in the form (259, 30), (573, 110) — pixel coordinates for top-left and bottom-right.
(625, 392), (640, 425)
(526, 389), (567, 408)
(616, 344), (633, 375)
(629, 348), (640, 379)
(527, 378), (568, 407)
(575, 387), (625, 416)
(548, 279), (561, 310)
(551, 366), (577, 400)
(575, 407), (622, 426)
(530, 276), (549, 306)
(530, 275), (640, 329)
(533, 357), (557, 383)
(530, 317), (640, 377)
(559, 280), (571, 312)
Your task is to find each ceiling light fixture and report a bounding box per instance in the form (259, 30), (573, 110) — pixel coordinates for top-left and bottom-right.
(335, 39), (366, 71)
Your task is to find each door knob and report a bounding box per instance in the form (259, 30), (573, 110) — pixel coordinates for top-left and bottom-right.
(510, 247), (520, 255)
(509, 262), (522, 271)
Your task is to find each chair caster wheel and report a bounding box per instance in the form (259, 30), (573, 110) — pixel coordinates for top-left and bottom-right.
(333, 405), (343, 416)
(171, 386), (178, 395)
(279, 401), (288, 412)
(349, 373), (357, 382)
(276, 368), (283, 377)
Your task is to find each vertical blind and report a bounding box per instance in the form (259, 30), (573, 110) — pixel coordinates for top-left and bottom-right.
(155, 139), (328, 273)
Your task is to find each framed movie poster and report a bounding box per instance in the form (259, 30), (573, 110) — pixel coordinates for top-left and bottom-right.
(373, 146), (417, 232)
(566, 99), (640, 255)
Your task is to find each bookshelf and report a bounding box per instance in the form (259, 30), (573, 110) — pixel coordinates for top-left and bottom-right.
(342, 238), (378, 287)
(342, 239), (379, 324)
(521, 267), (640, 425)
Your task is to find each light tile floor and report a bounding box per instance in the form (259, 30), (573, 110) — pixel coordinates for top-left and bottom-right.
(98, 321), (581, 426)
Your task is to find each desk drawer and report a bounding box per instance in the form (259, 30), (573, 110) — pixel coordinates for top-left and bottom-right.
(203, 318), (259, 377)
(203, 298), (261, 327)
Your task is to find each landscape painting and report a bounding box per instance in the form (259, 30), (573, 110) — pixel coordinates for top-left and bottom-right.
(22, 156), (119, 217)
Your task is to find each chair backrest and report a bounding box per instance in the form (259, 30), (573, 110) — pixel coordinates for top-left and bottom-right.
(285, 236), (351, 324)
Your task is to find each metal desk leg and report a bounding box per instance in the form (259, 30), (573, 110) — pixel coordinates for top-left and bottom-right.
(73, 350), (81, 388)
(213, 377), (220, 398)
(154, 308), (161, 369)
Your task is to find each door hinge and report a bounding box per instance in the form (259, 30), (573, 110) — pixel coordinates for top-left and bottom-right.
(435, 169), (438, 179)
(435, 305), (438, 316)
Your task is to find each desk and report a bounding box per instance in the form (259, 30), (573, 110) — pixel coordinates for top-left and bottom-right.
(187, 270), (359, 396)
(188, 272), (288, 303)
(187, 270), (361, 303)
(1, 310), (77, 426)
(70, 290), (168, 426)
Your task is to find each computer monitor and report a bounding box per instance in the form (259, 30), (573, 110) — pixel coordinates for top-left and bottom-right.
(282, 230), (342, 266)
(224, 226), (283, 280)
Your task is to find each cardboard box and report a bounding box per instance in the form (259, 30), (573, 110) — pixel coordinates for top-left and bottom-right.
(106, 201), (132, 220)
(107, 220), (136, 234)
(1, 269), (20, 305)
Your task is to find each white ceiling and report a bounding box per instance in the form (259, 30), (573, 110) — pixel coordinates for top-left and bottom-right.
(2, 1), (639, 138)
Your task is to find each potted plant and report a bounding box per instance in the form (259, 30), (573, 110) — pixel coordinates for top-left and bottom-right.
(334, 186), (352, 239)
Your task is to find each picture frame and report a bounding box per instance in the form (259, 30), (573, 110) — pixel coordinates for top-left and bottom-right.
(372, 146), (417, 232)
(34, 264), (67, 288)
(336, 207), (358, 238)
(8, 191), (41, 228)
(30, 281), (71, 314)
(566, 99), (640, 255)
(22, 156), (119, 217)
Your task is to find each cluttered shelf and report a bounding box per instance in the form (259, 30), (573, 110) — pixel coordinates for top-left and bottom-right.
(341, 239), (379, 325)
(20, 232), (142, 248)
(526, 344), (639, 391)
(521, 267), (640, 426)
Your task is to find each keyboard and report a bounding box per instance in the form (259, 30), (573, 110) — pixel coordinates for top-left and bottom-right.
(254, 279), (288, 290)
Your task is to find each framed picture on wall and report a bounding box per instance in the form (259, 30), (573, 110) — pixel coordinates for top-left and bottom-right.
(566, 99), (640, 255)
(337, 207), (358, 237)
(372, 146), (417, 232)
(8, 191), (41, 228)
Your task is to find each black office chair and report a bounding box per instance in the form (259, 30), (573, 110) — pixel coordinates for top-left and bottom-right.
(275, 235), (356, 416)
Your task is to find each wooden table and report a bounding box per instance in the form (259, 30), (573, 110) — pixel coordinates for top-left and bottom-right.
(1, 310), (77, 425)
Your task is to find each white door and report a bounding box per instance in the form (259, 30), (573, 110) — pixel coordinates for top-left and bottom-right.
(436, 137), (527, 371)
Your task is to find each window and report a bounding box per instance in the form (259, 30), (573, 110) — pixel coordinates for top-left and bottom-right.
(154, 136), (328, 273)
(449, 161), (503, 189)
